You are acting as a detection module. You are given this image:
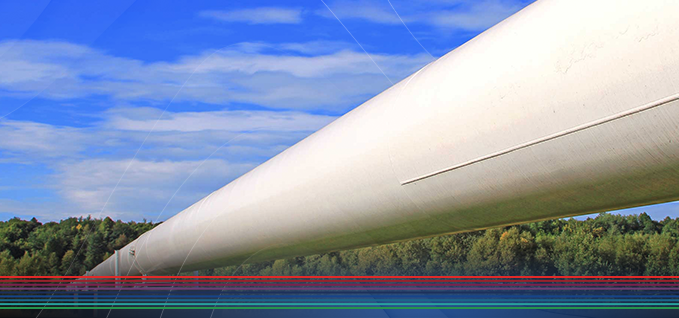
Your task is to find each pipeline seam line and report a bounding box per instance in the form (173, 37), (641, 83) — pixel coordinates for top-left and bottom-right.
(401, 92), (679, 185)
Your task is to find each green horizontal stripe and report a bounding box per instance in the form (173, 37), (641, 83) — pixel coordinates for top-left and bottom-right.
(2, 302), (679, 306)
(2, 306), (679, 310)
(1, 299), (677, 302)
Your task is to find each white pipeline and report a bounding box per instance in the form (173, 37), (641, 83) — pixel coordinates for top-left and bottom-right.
(88, 0), (679, 276)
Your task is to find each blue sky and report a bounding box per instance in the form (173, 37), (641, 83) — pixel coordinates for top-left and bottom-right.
(0, 0), (675, 222)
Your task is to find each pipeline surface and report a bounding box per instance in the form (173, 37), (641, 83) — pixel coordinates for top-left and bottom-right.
(88, 0), (679, 276)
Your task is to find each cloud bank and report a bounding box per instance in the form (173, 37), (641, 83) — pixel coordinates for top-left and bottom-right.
(0, 40), (429, 111)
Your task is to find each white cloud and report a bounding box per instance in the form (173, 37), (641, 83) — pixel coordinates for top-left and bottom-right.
(277, 40), (355, 55)
(0, 107), (331, 163)
(55, 158), (254, 220)
(0, 40), (429, 111)
(426, 1), (525, 31)
(0, 120), (94, 160)
(319, 0), (531, 32)
(0, 107), (335, 220)
(316, 1), (400, 24)
(0, 198), (80, 221)
(199, 8), (303, 25)
(104, 108), (335, 132)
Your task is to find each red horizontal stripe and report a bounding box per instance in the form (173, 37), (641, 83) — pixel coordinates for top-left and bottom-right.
(8, 276), (679, 278)
(5, 283), (679, 288)
(6, 279), (679, 283)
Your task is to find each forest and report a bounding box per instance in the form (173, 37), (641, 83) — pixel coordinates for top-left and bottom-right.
(1, 212), (679, 276)
(0, 216), (156, 276)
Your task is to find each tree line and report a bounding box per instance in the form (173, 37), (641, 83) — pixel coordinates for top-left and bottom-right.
(1, 212), (679, 276)
(0, 216), (156, 276)
(198, 212), (679, 276)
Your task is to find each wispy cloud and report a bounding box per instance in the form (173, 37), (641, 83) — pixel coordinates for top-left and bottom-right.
(0, 106), (336, 220)
(0, 199), (77, 221)
(426, 1), (526, 31)
(0, 40), (429, 111)
(0, 120), (94, 160)
(55, 158), (254, 220)
(277, 40), (355, 55)
(0, 107), (334, 163)
(318, 0), (532, 32)
(199, 7), (303, 25)
(104, 108), (335, 133)
(316, 1), (400, 24)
